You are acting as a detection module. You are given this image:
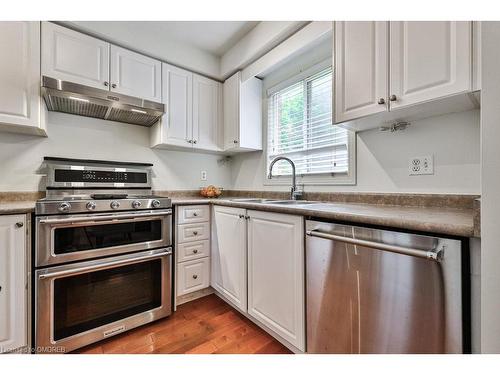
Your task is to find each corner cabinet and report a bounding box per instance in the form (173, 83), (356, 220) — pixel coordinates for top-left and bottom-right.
(151, 64), (222, 152)
(334, 21), (475, 129)
(211, 206), (247, 312)
(0, 215), (28, 353)
(211, 207), (305, 351)
(0, 21), (46, 136)
(223, 71), (263, 152)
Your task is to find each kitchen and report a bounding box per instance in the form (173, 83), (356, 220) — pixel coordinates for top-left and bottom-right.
(0, 0), (499, 372)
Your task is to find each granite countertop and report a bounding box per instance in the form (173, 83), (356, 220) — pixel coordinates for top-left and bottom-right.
(0, 201), (36, 214)
(171, 197), (477, 238)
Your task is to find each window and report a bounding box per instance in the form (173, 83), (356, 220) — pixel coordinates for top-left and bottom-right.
(266, 64), (355, 184)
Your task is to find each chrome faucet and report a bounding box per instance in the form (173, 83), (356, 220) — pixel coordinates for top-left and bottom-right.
(268, 157), (304, 200)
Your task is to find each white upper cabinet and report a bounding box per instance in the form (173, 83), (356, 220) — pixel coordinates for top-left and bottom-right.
(334, 21), (388, 123)
(0, 21), (45, 135)
(110, 45), (162, 102)
(389, 21), (472, 110)
(42, 22), (110, 90)
(211, 206), (247, 312)
(223, 71), (262, 151)
(151, 63), (193, 148)
(247, 210), (305, 351)
(192, 74), (221, 151)
(0, 215), (27, 353)
(334, 21), (475, 127)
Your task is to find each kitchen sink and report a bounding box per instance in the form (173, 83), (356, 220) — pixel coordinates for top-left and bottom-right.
(229, 198), (280, 203)
(269, 200), (317, 205)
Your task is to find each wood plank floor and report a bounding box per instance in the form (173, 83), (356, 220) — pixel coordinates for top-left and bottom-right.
(74, 294), (292, 354)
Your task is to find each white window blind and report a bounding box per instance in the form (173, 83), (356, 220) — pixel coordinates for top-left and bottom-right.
(267, 67), (349, 177)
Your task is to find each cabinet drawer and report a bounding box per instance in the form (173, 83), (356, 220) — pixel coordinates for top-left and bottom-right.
(177, 222), (210, 243)
(177, 257), (210, 296)
(177, 205), (210, 224)
(177, 240), (210, 263)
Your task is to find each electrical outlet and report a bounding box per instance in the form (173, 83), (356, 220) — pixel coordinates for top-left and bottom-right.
(409, 155), (434, 175)
(201, 170), (207, 181)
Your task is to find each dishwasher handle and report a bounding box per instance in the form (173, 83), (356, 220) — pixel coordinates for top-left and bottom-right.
(306, 230), (443, 261)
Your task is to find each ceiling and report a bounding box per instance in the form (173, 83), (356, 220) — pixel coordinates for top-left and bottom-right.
(66, 21), (259, 57)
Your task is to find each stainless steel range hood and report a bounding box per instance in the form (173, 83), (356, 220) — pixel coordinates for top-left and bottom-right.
(41, 76), (164, 127)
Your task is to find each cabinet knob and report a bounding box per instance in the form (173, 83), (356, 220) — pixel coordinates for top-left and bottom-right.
(104, 81), (109, 87)
(187, 140), (193, 144)
(389, 94), (397, 102)
(377, 98), (385, 105)
(193, 212), (198, 217)
(192, 274), (198, 279)
(245, 215), (250, 220)
(233, 140), (238, 144)
(193, 140), (197, 144)
(193, 231), (198, 235)
(111, 83), (117, 88)
(239, 214), (245, 219)
(193, 249), (198, 254)
(15, 222), (24, 228)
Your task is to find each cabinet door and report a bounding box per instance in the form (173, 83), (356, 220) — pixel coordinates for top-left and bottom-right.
(42, 22), (109, 90)
(334, 21), (388, 123)
(390, 21), (472, 110)
(0, 22), (41, 129)
(211, 206), (247, 312)
(159, 63), (193, 147)
(110, 45), (162, 102)
(247, 210), (305, 350)
(0, 215), (27, 353)
(223, 71), (240, 150)
(192, 74), (221, 151)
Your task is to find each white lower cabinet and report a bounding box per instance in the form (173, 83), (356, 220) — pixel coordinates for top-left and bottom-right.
(247, 210), (305, 351)
(211, 206), (247, 312)
(211, 206), (305, 351)
(176, 205), (211, 300)
(0, 215), (27, 353)
(177, 258), (210, 296)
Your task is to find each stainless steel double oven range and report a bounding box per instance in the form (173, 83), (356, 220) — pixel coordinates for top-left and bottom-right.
(34, 157), (172, 353)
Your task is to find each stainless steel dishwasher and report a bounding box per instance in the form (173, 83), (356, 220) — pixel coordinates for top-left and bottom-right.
(305, 220), (468, 354)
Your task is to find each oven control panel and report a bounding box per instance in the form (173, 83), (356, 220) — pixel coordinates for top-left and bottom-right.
(55, 170), (147, 184)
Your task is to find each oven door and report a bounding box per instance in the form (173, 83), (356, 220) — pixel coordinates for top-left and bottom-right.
(35, 248), (172, 353)
(36, 209), (172, 266)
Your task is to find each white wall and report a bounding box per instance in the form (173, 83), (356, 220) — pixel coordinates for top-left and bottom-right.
(0, 112), (232, 192)
(480, 21), (500, 354)
(231, 109), (480, 194)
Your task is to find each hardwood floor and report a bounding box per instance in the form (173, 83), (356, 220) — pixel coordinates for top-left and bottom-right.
(74, 294), (292, 354)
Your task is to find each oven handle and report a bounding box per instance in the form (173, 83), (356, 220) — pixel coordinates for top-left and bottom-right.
(37, 248), (172, 280)
(38, 209), (172, 225)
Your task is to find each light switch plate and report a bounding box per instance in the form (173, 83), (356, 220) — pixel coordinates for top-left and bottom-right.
(409, 155), (434, 175)
(201, 170), (207, 181)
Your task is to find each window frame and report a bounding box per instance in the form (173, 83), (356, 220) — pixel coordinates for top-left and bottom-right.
(263, 59), (356, 186)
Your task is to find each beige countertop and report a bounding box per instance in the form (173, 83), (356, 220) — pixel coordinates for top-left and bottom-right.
(171, 197), (477, 238)
(0, 201), (36, 215)
(0, 196), (477, 237)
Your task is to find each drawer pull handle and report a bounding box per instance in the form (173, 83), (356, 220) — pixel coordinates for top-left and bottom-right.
(193, 212), (198, 217)
(193, 249), (198, 254)
(192, 274), (198, 279)
(193, 231), (198, 235)
(15, 222), (24, 228)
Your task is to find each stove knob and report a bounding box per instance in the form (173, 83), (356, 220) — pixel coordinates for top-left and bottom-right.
(132, 200), (142, 209)
(110, 201), (120, 210)
(58, 202), (71, 213)
(151, 199), (161, 208)
(86, 201), (96, 211)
